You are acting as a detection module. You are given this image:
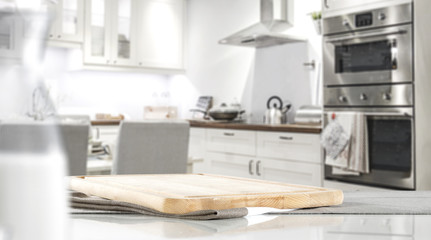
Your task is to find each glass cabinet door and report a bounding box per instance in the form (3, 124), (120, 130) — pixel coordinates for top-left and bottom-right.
(45, 0), (84, 43)
(0, 13), (23, 59)
(111, 0), (136, 66)
(58, 0), (84, 42)
(84, 0), (110, 64)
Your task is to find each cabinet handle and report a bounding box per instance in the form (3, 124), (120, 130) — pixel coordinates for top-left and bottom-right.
(248, 160), (254, 175)
(224, 132), (235, 137)
(113, 60), (117, 64)
(138, 62), (143, 66)
(49, 34), (53, 38)
(324, 0), (329, 8)
(106, 60), (110, 64)
(256, 160), (261, 176)
(57, 35), (61, 38)
(279, 136), (293, 140)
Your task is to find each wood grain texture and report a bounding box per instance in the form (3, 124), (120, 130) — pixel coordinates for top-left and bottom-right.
(188, 120), (322, 133)
(69, 174), (343, 214)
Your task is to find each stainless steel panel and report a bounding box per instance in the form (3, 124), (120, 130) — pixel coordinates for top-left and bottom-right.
(323, 106), (413, 116)
(323, 24), (412, 86)
(324, 166), (415, 189)
(324, 84), (413, 107)
(323, 0), (411, 14)
(323, 2), (412, 35)
(322, 111), (415, 190)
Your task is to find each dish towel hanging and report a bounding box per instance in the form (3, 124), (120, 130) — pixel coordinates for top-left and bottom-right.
(321, 112), (369, 175)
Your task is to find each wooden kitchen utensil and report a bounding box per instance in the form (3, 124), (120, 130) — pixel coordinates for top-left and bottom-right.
(69, 174), (343, 214)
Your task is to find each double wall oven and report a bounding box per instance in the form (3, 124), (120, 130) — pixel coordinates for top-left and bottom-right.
(322, 2), (415, 189)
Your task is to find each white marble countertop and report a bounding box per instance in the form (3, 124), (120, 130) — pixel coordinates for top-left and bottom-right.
(69, 213), (431, 240)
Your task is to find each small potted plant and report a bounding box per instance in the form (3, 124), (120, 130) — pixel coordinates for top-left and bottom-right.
(311, 11), (322, 35)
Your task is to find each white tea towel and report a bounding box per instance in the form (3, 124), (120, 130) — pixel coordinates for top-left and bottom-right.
(346, 113), (369, 173)
(320, 120), (350, 160)
(323, 112), (369, 174)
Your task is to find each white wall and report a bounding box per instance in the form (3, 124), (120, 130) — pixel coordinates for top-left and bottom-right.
(185, 0), (322, 122)
(43, 48), (171, 120)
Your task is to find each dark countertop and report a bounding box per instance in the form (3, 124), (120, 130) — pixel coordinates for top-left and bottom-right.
(189, 120), (322, 134)
(91, 120), (122, 126)
(90, 119), (322, 134)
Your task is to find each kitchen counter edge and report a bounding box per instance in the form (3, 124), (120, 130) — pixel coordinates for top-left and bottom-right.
(189, 120), (322, 134)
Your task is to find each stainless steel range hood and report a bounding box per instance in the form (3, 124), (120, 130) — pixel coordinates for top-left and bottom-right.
(219, 0), (305, 48)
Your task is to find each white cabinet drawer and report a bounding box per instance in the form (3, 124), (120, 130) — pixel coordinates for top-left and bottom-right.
(206, 129), (256, 156)
(189, 128), (206, 158)
(188, 128), (207, 173)
(257, 131), (321, 164)
(206, 152), (256, 179)
(259, 158), (322, 186)
(92, 126), (119, 142)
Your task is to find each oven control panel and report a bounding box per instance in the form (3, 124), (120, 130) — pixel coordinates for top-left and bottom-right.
(355, 12), (373, 27)
(324, 84), (413, 107)
(322, 3), (412, 35)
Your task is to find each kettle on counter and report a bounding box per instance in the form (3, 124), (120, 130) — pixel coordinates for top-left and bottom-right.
(264, 96), (291, 124)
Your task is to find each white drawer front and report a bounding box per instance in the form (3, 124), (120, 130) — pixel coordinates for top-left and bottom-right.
(260, 158), (322, 186)
(206, 129), (256, 156)
(205, 152), (256, 179)
(92, 126), (120, 142)
(257, 131), (321, 164)
(189, 128), (206, 158)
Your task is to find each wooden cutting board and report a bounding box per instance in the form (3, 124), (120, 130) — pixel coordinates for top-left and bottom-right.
(69, 174), (343, 214)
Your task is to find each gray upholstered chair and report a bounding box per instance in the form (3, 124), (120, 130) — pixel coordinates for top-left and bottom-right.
(112, 120), (190, 175)
(0, 121), (89, 175)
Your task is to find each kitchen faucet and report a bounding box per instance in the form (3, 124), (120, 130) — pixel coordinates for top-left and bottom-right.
(27, 86), (56, 121)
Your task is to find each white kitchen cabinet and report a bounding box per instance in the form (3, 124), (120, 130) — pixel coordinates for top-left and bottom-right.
(206, 129), (256, 156)
(200, 127), (323, 186)
(84, 0), (137, 66)
(188, 127), (206, 173)
(257, 131), (321, 164)
(0, 11), (23, 59)
(84, 0), (185, 70)
(135, 0), (185, 70)
(47, 0), (85, 44)
(205, 152), (257, 179)
(259, 157), (322, 186)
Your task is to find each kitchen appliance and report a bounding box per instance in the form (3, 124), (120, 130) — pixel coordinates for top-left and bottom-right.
(189, 96), (213, 119)
(323, 2), (412, 86)
(264, 96), (291, 124)
(219, 0), (305, 48)
(69, 174), (343, 214)
(322, 2), (415, 190)
(294, 105), (322, 125)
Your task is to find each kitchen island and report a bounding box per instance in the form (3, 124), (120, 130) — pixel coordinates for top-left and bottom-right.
(69, 191), (431, 239)
(70, 213), (429, 239)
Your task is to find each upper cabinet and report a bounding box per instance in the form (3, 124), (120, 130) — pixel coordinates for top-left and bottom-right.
(0, 12), (23, 59)
(48, 0), (85, 44)
(136, 0), (185, 70)
(84, 0), (136, 66)
(84, 0), (185, 71)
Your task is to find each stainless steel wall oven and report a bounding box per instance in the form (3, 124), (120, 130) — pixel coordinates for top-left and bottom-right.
(322, 2), (415, 189)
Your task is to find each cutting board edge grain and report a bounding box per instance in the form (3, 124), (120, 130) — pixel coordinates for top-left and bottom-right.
(69, 174), (344, 214)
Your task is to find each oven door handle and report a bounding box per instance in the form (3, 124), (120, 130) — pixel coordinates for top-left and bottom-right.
(326, 29), (407, 43)
(324, 111), (413, 117)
